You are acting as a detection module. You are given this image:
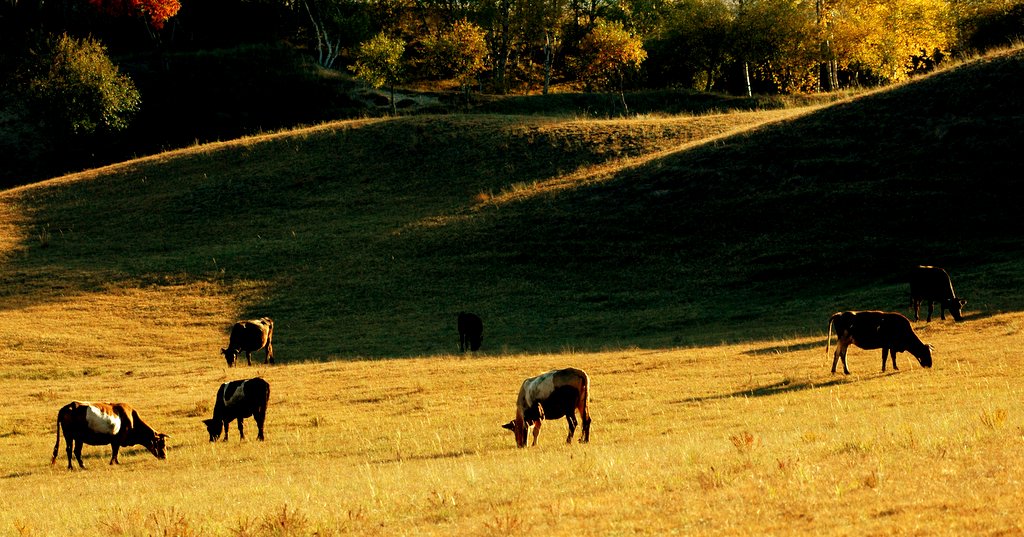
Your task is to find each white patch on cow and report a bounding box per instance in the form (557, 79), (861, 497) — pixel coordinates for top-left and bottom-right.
(524, 373), (556, 408)
(223, 382), (247, 408)
(85, 404), (121, 435)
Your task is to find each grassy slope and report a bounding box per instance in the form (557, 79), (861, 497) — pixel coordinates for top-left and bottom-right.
(0, 46), (1024, 537)
(7, 49), (1024, 359)
(0, 108), (812, 359)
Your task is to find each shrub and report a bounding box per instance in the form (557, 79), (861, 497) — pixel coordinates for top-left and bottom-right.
(29, 33), (141, 138)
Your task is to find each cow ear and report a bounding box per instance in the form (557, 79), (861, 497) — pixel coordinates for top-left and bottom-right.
(501, 421), (515, 431)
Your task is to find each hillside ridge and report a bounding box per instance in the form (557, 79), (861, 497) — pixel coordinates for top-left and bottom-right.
(1, 47), (1022, 357)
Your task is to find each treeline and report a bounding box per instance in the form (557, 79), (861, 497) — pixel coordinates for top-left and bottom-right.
(4, 0), (1024, 96)
(2, 0), (1024, 186)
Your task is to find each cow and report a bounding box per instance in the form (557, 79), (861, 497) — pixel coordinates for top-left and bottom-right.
(826, 311), (933, 374)
(502, 367), (591, 448)
(51, 401), (168, 470)
(457, 312), (483, 352)
(203, 377), (270, 442)
(910, 265), (966, 322)
(222, 317), (274, 367)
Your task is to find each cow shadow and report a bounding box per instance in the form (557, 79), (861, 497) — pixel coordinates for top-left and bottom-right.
(742, 340), (824, 356)
(672, 372), (898, 404)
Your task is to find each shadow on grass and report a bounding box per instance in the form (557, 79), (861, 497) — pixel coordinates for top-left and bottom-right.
(673, 372), (900, 404)
(742, 340), (825, 356)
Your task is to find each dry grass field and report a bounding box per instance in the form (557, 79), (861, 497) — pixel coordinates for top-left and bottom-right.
(2, 47), (1024, 536)
(1, 296), (1022, 536)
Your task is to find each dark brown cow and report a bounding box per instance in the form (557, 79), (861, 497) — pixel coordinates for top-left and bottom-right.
(457, 312), (483, 352)
(826, 311), (933, 374)
(910, 265), (966, 322)
(222, 317), (274, 367)
(51, 401), (168, 469)
(203, 377), (270, 442)
(502, 367), (591, 448)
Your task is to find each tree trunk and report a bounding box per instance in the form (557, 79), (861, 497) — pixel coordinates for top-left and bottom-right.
(743, 61), (752, 97)
(543, 30), (554, 95)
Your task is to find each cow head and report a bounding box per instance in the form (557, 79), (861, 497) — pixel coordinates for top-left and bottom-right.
(502, 418), (529, 448)
(470, 335), (482, 352)
(221, 348), (236, 367)
(916, 345), (934, 368)
(145, 433), (169, 460)
(203, 419), (223, 441)
(945, 298), (967, 321)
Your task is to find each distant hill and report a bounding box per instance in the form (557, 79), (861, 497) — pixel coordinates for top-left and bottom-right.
(1, 47), (1022, 359)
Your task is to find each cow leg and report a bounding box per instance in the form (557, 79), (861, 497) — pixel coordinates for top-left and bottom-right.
(926, 302), (934, 322)
(881, 348), (888, 371)
(66, 440), (75, 469)
(237, 418), (245, 440)
(265, 342), (274, 364)
(222, 419), (232, 442)
(255, 410), (266, 441)
(246, 352), (253, 366)
(833, 342), (851, 375)
(73, 441), (84, 469)
(565, 413), (578, 444)
(531, 420), (542, 446)
(110, 444), (120, 465)
(912, 299), (920, 321)
(581, 414), (591, 443)
(891, 350), (899, 370)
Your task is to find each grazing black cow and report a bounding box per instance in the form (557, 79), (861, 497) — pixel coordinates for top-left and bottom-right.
(203, 377), (270, 442)
(910, 265), (966, 322)
(222, 317), (274, 367)
(826, 311), (933, 374)
(502, 367), (591, 448)
(51, 401), (168, 469)
(457, 312), (483, 352)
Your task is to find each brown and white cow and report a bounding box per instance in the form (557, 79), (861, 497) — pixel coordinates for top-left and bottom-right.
(222, 317), (274, 367)
(502, 367), (591, 448)
(457, 312), (483, 352)
(203, 377), (270, 442)
(910, 265), (966, 322)
(51, 401), (168, 469)
(826, 311), (933, 374)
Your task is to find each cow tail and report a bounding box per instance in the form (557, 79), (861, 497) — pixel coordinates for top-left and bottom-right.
(580, 371), (591, 420)
(825, 313), (837, 357)
(51, 406), (64, 465)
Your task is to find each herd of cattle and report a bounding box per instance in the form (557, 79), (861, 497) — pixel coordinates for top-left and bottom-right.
(49, 266), (964, 468)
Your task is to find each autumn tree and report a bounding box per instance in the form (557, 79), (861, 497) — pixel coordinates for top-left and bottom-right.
(351, 32), (406, 114)
(828, 0), (951, 85)
(88, 0), (181, 42)
(423, 19), (489, 99)
(576, 19), (646, 113)
(732, 0), (819, 94)
(647, 0), (732, 91)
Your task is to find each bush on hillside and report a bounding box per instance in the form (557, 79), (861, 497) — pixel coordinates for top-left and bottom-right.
(28, 33), (140, 138)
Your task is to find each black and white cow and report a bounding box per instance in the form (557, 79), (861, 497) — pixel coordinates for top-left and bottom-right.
(910, 265), (966, 322)
(502, 367), (591, 448)
(222, 317), (274, 367)
(203, 377), (270, 442)
(51, 401), (168, 469)
(826, 311), (933, 374)
(457, 312), (483, 352)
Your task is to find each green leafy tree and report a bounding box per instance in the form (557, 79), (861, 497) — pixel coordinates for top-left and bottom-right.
(350, 32), (406, 114)
(423, 19), (489, 99)
(577, 19), (647, 113)
(29, 33), (141, 139)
